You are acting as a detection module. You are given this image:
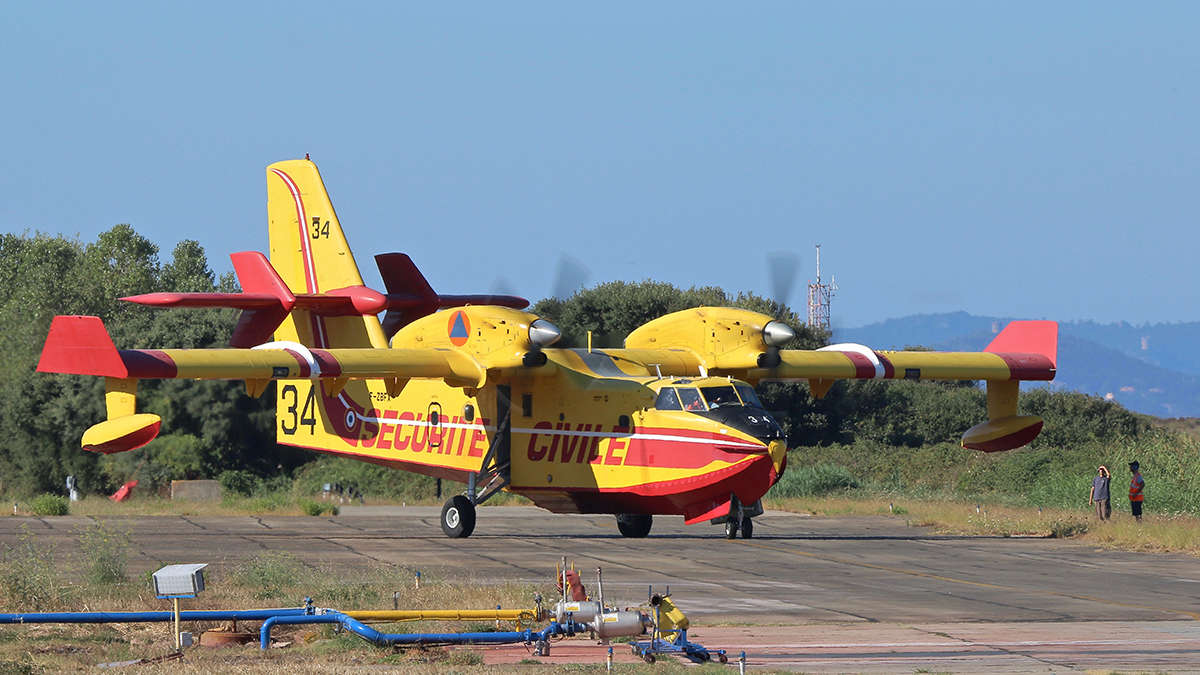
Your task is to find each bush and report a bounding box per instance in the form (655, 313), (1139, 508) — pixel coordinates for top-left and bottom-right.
(299, 499), (338, 517)
(292, 456), (439, 501)
(29, 494), (68, 516)
(770, 463), (859, 498)
(77, 520), (131, 584)
(218, 469), (260, 497)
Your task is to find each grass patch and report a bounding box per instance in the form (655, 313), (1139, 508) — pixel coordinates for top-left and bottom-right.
(77, 520), (131, 584)
(767, 494), (1200, 555)
(769, 463), (858, 497)
(0, 526), (70, 610)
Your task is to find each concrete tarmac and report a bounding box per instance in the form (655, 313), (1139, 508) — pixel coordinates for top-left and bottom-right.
(4, 506), (1200, 671)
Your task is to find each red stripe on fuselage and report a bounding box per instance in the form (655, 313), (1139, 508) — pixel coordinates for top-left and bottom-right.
(842, 351), (877, 379)
(120, 350), (178, 378)
(281, 349), (310, 377)
(517, 453), (777, 516)
(991, 353), (1056, 381)
(876, 352), (895, 379)
(311, 349), (342, 377)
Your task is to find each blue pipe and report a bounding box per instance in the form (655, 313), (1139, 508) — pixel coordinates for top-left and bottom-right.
(259, 612), (585, 650)
(0, 608), (309, 624)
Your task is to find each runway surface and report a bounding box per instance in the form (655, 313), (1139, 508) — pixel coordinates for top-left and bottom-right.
(4, 506), (1200, 671)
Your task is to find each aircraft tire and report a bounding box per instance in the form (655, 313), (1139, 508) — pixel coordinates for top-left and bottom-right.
(739, 516), (754, 539)
(724, 520), (738, 539)
(615, 514), (652, 538)
(441, 495), (476, 538)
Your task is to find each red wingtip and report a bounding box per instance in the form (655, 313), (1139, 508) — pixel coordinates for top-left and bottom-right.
(985, 320), (1058, 368)
(38, 316), (128, 377)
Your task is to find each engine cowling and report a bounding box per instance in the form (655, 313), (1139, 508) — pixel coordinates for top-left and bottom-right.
(624, 307), (783, 370)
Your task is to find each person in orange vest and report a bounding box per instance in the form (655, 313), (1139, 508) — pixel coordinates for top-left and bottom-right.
(1128, 460), (1145, 523)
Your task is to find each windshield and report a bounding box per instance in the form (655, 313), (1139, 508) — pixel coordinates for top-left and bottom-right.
(655, 383), (766, 412)
(735, 384), (764, 408)
(654, 388), (682, 410)
(700, 385), (741, 409)
(676, 387), (706, 411)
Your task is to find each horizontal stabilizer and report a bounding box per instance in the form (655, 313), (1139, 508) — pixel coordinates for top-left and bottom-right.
(38, 316), (127, 377)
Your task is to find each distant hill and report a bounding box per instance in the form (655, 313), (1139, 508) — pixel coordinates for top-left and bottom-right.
(837, 312), (1200, 418)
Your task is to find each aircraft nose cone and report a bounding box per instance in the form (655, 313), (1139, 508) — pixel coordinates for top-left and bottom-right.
(762, 321), (795, 347)
(768, 439), (788, 478)
(528, 319), (562, 348)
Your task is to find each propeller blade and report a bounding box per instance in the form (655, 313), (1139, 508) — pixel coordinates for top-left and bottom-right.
(552, 255), (591, 300)
(767, 252), (800, 317)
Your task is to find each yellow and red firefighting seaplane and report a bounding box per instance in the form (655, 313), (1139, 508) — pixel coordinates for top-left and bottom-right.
(38, 159), (1058, 539)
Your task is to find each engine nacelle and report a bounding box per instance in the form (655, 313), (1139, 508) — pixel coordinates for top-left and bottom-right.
(624, 307), (784, 370)
(391, 306), (559, 369)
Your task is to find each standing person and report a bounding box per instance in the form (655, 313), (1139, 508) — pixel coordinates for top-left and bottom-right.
(1089, 465), (1111, 521)
(1128, 461), (1145, 523)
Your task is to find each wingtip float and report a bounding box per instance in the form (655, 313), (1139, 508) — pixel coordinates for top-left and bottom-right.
(38, 156), (1057, 538)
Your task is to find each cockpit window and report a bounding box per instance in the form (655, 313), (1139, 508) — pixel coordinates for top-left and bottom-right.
(735, 384), (763, 408)
(676, 387), (706, 411)
(700, 385), (741, 409)
(654, 388), (682, 410)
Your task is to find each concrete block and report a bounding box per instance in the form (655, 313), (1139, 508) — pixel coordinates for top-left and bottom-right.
(170, 480), (222, 501)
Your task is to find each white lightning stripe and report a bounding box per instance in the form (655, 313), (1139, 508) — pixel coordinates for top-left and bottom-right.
(357, 416), (496, 433)
(251, 341), (322, 377)
(511, 426), (764, 449)
(820, 342), (885, 378)
(352, 417), (763, 448)
(269, 168), (318, 293)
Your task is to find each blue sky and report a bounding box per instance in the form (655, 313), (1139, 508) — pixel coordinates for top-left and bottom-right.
(3, 3), (1198, 330)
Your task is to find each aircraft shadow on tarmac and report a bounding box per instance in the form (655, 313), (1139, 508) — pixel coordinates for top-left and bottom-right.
(433, 532), (1015, 541)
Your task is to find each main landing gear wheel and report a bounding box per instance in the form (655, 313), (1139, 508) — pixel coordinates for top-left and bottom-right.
(740, 515), (754, 539)
(724, 519), (738, 539)
(615, 514), (652, 538)
(441, 495), (476, 538)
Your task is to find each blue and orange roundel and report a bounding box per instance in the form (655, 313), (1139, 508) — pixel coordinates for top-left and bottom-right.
(448, 310), (471, 346)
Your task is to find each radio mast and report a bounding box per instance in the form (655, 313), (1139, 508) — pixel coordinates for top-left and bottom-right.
(806, 244), (837, 331)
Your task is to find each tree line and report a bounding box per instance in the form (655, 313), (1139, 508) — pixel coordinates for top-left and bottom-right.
(0, 227), (1147, 497)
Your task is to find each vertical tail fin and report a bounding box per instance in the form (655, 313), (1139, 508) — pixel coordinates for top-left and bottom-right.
(266, 159), (387, 348)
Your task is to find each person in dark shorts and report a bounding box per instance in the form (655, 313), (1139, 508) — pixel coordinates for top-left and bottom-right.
(1089, 465), (1111, 521)
(1128, 460), (1145, 522)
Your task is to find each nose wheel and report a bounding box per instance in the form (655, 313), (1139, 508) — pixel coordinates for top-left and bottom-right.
(724, 515), (754, 539)
(441, 495), (477, 538)
(615, 513), (653, 538)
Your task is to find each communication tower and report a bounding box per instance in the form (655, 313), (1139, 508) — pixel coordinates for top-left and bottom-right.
(806, 244), (837, 330)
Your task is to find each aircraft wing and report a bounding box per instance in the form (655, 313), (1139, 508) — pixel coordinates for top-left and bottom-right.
(741, 320), (1057, 385)
(37, 315), (486, 388)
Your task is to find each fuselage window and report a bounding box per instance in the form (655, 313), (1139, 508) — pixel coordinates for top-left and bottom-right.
(654, 388), (682, 410)
(676, 387), (706, 411)
(734, 384), (763, 408)
(700, 385), (741, 409)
